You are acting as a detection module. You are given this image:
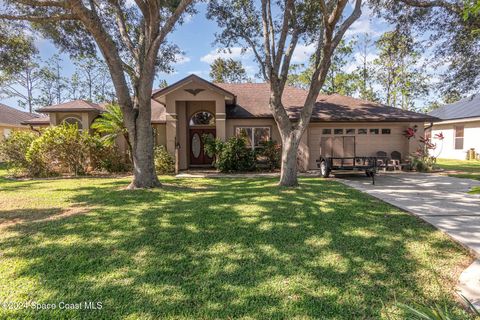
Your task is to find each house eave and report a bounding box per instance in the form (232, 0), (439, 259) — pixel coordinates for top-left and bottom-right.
(431, 116), (480, 125)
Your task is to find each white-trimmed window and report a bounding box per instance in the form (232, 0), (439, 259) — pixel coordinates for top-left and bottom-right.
(454, 125), (464, 150)
(189, 111), (215, 126)
(235, 127), (271, 149)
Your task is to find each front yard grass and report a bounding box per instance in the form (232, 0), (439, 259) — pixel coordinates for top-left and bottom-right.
(0, 172), (474, 319)
(437, 158), (480, 194)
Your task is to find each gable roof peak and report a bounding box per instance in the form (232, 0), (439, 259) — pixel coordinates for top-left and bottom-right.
(152, 74), (236, 100)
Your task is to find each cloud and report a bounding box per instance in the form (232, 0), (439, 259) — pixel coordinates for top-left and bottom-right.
(200, 47), (252, 64)
(243, 64), (257, 75)
(174, 53), (191, 65)
(291, 43), (316, 64)
(345, 5), (383, 37)
(187, 70), (208, 76)
(183, 13), (194, 24)
(344, 52), (377, 73)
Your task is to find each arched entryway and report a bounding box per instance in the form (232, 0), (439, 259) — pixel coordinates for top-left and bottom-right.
(189, 111), (216, 166)
(62, 117), (83, 130)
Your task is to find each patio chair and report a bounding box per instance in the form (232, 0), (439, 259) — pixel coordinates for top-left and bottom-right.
(376, 151), (389, 171)
(389, 151), (402, 171)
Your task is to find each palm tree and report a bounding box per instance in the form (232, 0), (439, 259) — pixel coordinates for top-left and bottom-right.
(91, 103), (132, 161)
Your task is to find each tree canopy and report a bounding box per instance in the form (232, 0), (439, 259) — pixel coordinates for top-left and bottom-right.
(370, 0), (480, 95)
(209, 58), (249, 83)
(0, 0), (194, 189)
(208, 0), (363, 186)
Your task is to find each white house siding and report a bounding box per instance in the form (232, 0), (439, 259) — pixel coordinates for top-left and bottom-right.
(430, 120), (480, 160)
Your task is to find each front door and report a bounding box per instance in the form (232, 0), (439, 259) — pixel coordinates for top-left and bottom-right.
(189, 128), (215, 166)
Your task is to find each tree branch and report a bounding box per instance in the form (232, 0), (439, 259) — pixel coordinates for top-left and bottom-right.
(278, 29), (299, 92)
(150, 0), (194, 57)
(109, 0), (138, 60)
(15, 0), (67, 7)
(399, 0), (460, 13)
(261, 0), (273, 80)
(274, 0), (294, 72)
(332, 0), (362, 48)
(0, 13), (77, 21)
(68, 0), (133, 110)
(240, 32), (267, 80)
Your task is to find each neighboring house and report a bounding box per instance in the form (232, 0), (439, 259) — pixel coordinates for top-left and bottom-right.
(0, 103), (40, 141)
(427, 94), (480, 160)
(23, 74), (437, 171)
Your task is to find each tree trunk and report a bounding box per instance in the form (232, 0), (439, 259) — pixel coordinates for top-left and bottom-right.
(279, 133), (300, 187)
(124, 99), (161, 189)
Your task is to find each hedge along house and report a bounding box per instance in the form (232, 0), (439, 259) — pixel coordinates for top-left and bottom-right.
(22, 98), (167, 159)
(23, 74), (438, 171)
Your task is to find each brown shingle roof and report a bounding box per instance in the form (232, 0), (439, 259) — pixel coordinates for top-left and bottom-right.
(36, 99), (166, 124)
(97, 100), (165, 123)
(21, 115), (50, 125)
(0, 103), (39, 126)
(36, 100), (104, 113)
(216, 83), (437, 122)
(28, 77), (436, 125)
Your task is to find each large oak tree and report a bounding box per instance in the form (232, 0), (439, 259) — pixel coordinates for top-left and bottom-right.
(0, 0), (194, 189)
(208, 0), (362, 186)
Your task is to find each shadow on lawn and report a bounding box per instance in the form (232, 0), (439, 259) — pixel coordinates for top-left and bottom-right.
(0, 208), (62, 226)
(0, 178), (471, 319)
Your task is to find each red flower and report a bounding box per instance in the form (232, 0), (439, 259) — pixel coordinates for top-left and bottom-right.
(434, 132), (444, 140)
(403, 127), (416, 139)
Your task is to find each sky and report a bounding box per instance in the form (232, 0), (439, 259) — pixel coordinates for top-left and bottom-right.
(1, 2), (437, 112)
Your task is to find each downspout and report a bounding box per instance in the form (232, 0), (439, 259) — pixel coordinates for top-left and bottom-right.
(29, 124), (41, 134)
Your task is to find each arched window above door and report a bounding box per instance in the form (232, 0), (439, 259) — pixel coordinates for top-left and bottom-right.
(189, 111), (215, 126)
(62, 117), (83, 129)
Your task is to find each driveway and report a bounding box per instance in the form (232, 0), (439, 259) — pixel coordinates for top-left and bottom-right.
(337, 172), (480, 256)
(338, 172), (480, 307)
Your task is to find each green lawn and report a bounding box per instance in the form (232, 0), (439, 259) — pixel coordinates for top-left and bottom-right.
(436, 158), (480, 194)
(0, 171), (474, 319)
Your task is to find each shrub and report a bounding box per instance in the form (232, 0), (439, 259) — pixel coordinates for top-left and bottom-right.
(409, 136), (439, 172)
(204, 135), (255, 172)
(0, 131), (38, 174)
(89, 136), (130, 173)
(203, 134), (222, 164)
(154, 145), (175, 174)
(256, 140), (281, 171)
(26, 123), (91, 176)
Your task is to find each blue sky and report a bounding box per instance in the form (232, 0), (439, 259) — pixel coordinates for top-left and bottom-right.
(2, 2), (437, 111)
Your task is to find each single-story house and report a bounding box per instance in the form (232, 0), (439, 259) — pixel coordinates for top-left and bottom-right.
(23, 74), (437, 171)
(427, 94), (480, 160)
(0, 103), (40, 141)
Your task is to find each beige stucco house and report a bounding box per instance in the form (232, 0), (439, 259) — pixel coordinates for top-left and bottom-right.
(427, 94), (480, 160)
(0, 103), (40, 141)
(23, 74), (437, 171)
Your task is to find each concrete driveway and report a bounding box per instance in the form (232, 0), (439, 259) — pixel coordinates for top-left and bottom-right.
(337, 172), (480, 256)
(337, 172), (480, 307)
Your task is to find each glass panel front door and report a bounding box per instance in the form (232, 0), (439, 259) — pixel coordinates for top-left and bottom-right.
(189, 129), (216, 166)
